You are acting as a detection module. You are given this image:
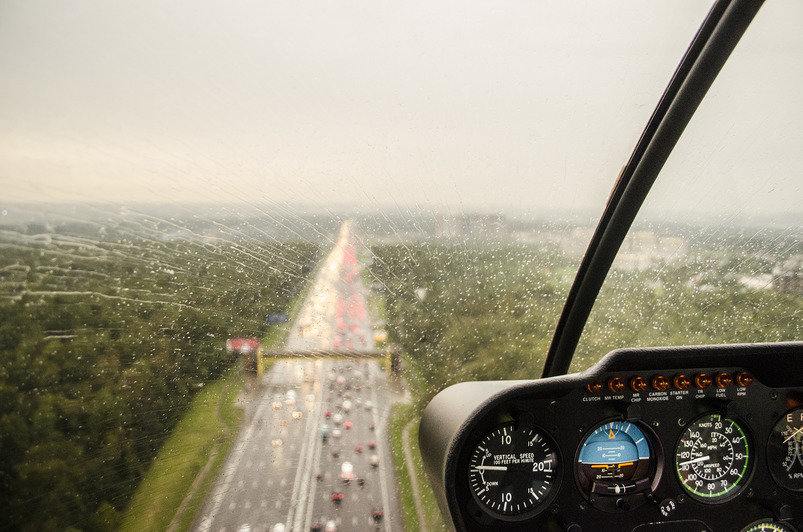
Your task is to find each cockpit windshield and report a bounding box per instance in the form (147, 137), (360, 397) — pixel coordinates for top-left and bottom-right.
(0, 1), (799, 531)
(572, 0), (802, 372)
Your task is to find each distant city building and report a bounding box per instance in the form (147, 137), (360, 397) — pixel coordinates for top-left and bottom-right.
(656, 236), (689, 261)
(562, 227), (596, 256)
(435, 214), (508, 239)
(738, 274), (774, 291)
(613, 231), (689, 271)
(772, 255), (803, 293)
(512, 226), (596, 256)
(511, 226), (687, 270)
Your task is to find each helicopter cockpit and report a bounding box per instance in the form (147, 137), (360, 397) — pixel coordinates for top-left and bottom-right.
(418, 1), (803, 530)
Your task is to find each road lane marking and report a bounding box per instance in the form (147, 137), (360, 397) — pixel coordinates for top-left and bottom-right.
(302, 373), (328, 529)
(370, 361), (393, 532)
(285, 361), (318, 528)
(287, 360), (325, 530)
(197, 391), (272, 531)
(299, 362), (328, 531)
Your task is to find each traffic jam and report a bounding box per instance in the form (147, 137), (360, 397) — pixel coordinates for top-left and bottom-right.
(315, 361), (384, 530)
(277, 222), (388, 531)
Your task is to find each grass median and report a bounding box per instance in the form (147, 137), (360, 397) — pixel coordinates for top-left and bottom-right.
(389, 403), (447, 532)
(121, 264), (312, 531)
(122, 244), (394, 530)
(119, 366), (243, 531)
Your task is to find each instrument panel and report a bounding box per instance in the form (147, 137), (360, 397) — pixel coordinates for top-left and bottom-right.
(419, 342), (803, 531)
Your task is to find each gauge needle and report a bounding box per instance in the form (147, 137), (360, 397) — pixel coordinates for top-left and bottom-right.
(473, 465), (508, 471)
(678, 456), (710, 466)
(783, 426), (803, 443)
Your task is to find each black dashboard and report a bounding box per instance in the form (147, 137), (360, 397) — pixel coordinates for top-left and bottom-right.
(419, 342), (803, 531)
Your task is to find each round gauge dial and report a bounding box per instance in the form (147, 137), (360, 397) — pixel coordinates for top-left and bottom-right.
(675, 413), (751, 502)
(468, 422), (559, 519)
(767, 407), (803, 492)
(577, 420), (654, 497)
(741, 520), (797, 532)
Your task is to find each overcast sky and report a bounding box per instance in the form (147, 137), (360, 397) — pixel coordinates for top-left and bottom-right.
(0, 0), (800, 221)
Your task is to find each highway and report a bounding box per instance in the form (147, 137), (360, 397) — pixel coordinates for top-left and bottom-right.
(195, 222), (402, 532)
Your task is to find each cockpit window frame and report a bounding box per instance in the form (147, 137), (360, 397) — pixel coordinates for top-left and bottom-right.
(541, 0), (766, 378)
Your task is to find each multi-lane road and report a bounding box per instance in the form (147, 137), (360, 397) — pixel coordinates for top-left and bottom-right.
(196, 222), (402, 532)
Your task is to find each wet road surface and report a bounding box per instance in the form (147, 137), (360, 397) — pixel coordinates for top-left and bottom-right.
(196, 222), (401, 532)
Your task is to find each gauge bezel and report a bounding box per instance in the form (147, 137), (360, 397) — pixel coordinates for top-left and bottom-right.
(767, 407), (803, 493)
(740, 519), (797, 532)
(674, 412), (753, 504)
(465, 420), (562, 522)
(573, 418), (663, 510)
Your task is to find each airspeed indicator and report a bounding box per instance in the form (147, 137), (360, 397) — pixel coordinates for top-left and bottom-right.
(468, 422), (560, 520)
(675, 413), (751, 502)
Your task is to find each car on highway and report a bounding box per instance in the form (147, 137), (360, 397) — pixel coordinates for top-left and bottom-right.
(342, 399), (352, 412)
(285, 390), (296, 406)
(332, 413), (343, 425)
(343, 421), (352, 430)
(369, 454), (379, 467)
(340, 461), (354, 482)
(354, 445), (363, 453)
(271, 400), (283, 410)
(291, 411), (303, 420)
(311, 520), (335, 532)
(330, 492), (344, 504)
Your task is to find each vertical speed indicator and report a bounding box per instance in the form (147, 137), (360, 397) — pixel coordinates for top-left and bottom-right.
(468, 422), (560, 520)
